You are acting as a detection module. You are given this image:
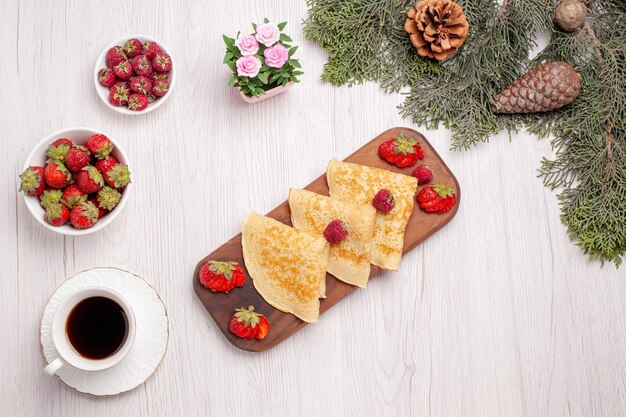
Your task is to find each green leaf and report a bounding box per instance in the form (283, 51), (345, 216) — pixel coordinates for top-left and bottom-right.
(227, 74), (237, 86)
(287, 59), (301, 68)
(278, 22), (287, 31)
(263, 17), (269, 23)
(289, 46), (298, 57)
(252, 22), (257, 31)
(258, 71), (270, 84)
(223, 52), (234, 63)
(279, 34), (292, 43)
(222, 35), (235, 48)
(225, 60), (236, 72)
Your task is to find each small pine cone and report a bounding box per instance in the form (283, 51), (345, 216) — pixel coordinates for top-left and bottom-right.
(555, 0), (587, 32)
(493, 61), (582, 114)
(404, 0), (469, 61)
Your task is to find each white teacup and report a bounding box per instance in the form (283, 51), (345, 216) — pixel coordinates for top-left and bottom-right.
(43, 287), (136, 376)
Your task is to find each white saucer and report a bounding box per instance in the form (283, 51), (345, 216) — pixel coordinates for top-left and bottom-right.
(41, 268), (169, 396)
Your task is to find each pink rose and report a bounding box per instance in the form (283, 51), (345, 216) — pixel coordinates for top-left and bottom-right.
(263, 44), (289, 69)
(235, 34), (259, 56)
(255, 23), (280, 47)
(236, 55), (262, 78)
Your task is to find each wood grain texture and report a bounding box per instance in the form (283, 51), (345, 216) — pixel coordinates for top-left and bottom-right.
(2, 1), (626, 416)
(193, 128), (460, 352)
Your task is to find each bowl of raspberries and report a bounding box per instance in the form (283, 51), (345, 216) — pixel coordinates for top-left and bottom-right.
(19, 128), (132, 235)
(94, 35), (174, 115)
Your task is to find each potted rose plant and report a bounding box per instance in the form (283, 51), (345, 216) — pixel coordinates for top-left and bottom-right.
(223, 19), (302, 103)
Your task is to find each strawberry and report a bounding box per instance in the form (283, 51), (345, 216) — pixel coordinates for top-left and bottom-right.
(142, 41), (162, 59)
(40, 189), (63, 208)
(96, 186), (122, 211)
(106, 46), (127, 68)
(70, 201), (99, 229)
(416, 187), (441, 212)
(255, 316), (270, 340)
(378, 133), (425, 168)
(372, 189), (395, 213)
(44, 203), (70, 227)
(76, 166), (104, 194)
(61, 184), (87, 209)
(52, 138), (73, 147)
(416, 184), (457, 215)
(47, 138), (73, 162)
(44, 161), (71, 189)
(152, 79), (169, 97)
(113, 60), (133, 80)
(129, 76), (153, 94)
(229, 306), (270, 340)
(86, 134), (113, 159)
(152, 52), (172, 72)
(109, 83), (130, 106)
(19, 166), (45, 196)
(128, 93), (149, 111)
(412, 164), (432, 185)
(88, 196), (107, 219)
(323, 219), (348, 243)
(95, 155), (119, 175)
(124, 38), (143, 58)
(96, 155), (126, 188)
(199, 260), (245, 293)
(97, 68), (117, 87)
(132, 55), (153, 77)
(104, 164), (131, 188)
(65, 145), (91, 172)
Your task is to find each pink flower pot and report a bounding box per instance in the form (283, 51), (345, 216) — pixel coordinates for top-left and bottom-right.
(239, 82), (294, 104)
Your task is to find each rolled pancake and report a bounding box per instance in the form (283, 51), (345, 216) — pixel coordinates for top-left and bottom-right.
(242, 212), (329, 323)
(326, 159), (418, 270)
(288, 189), (376, 288)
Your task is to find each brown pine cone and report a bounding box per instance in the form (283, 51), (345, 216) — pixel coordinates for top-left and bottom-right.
(404, 0), (469, 61)
(493, 61), (582, 114)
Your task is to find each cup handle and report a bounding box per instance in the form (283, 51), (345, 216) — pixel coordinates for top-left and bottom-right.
(43, 357), (64, 376)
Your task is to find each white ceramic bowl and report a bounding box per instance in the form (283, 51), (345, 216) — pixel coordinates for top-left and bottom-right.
(22, 127), (132, 236)
(93, 34), (175, 116)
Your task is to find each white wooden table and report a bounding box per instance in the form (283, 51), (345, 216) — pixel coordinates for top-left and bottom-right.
(2, 1), (625, 416)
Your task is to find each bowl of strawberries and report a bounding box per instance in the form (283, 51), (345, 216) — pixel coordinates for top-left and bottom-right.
(19, 127), (132, 235)
(94, 35), (175, 115)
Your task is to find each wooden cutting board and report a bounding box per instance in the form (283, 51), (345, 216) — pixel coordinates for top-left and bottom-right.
(193, 127), (460, 352)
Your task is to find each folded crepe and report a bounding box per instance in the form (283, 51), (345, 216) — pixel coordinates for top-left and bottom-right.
(242, 212), (329, 323)
(288, 189), (376, 288)
(326, 159), (418, 270)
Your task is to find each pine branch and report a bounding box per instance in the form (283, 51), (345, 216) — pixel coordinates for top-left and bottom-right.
(584, 20), (616, 173)
(303, 0), (442, 88)
(399, 0), (555, 150)
(528, 7), (626, 266)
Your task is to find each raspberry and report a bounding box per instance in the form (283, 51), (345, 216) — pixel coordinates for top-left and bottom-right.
(412, 165), (433, 185)
(372, 189), (395, 213)
(98, 68), (117, 87)
(323, 219), (348, 244)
